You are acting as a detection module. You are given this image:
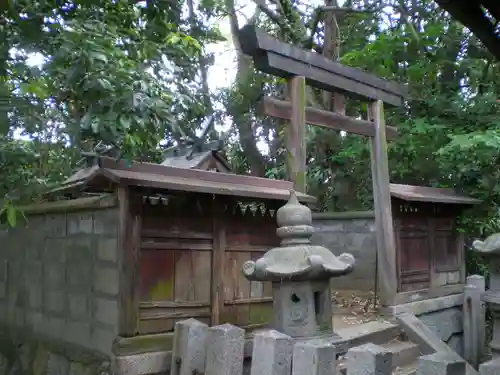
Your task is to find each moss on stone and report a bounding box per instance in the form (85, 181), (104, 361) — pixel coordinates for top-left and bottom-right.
(248, 304), (272, 326)
(113, 333), (174, 356)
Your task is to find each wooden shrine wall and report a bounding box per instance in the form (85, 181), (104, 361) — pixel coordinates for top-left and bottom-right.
(222, 207), (277, 328)
(138, 197), (212, 334)
(137, 196), (278, 335)
(394, 202), (464, 293)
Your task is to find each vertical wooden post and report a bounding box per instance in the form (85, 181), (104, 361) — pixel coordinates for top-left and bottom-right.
(211, 198), (226, 325)
(333, 93), (346, 115)
(368, 100), (398, 307)
(117, 187), (142, 336)
(286, 75), (307, 193)
(428, 217), (438, 290)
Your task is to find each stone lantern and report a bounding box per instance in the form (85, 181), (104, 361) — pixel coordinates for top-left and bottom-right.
(473, 233), (500, 358)
(242, 190), (355, 340)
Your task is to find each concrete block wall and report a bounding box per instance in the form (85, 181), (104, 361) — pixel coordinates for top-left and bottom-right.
(311, 212), (377, 291)
(0, 205), (120, 358)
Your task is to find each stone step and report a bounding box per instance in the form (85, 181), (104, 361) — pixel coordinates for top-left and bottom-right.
(382, 340), (421, 368)
(392, 360), (418, 375)
(337, 340), (420, 374)
(336, 320), (402, 351)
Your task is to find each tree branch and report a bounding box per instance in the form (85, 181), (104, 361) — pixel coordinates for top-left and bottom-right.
(435, 0), (500, 60)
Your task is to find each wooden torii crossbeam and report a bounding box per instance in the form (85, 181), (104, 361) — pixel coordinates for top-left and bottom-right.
(238, 25), (409, 307)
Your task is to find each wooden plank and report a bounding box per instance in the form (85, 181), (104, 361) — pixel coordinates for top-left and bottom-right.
(139, 249), (175, 301)
(258, 97), (399, 140)
(234, 252), (251, 325)
(140, 307), (210, 320)
(141, 241), (212, 251)
(141, 228), (213, 240)
(368, 100), (398, 307)
(19, 194), (117, 215)
(458, 232), (466, 284)
(117, 187), (142, 336)
(222, 250), (237, 323)
(113, 333), (175, 356)
(428, 217), (439, 289)
(195, 251), (211, 302)
(140, 301), (209, 308)
(226, 245), (273, 253)
(174, 251), (210, 302)
(225, 297), (272, 304)
(137, 306), (211, 334)
(211, 199), (226, 325)
(238, 25), (407, 106)
(286, 76), (307, 193)
(250, 252), (265, 298)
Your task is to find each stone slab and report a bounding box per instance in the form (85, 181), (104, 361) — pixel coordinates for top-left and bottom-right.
(447, 334), (464, 357)
(46, 353), (70, 375)
(418, 352), (466, 375)
(206, 324), (244, 375)
(93, 267), (119, 296)
(383, 294), (464, 316)
(396, 312), (478, 375)
(479, 358), (500, 375)
(382, 341), (420, 368)
(113, 351), (170, 375)
(419, 308), (462, 342)
(250, 330), (293, 375)
(292, 341), (336, 375)
(347, 343), (392, 375)
(337, 320), (401, 350)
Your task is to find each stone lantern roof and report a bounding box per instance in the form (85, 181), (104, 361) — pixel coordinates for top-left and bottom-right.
(242, 190), (355, 282)
(473, 234), (500, 255)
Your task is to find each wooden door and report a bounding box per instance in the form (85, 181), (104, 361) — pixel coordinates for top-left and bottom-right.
(137, 200), (212, 334)
(220, 206), (278, 328)
(397, 217), (431, 292)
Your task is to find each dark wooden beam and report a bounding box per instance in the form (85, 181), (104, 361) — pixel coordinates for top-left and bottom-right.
(238, 25), (408, 107)
(258, 97), (399, 140)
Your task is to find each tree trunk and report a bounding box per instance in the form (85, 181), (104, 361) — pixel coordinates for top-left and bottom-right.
(226, 0), (267, 176)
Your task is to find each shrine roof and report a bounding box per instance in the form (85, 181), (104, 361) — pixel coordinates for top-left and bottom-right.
(389, 184), (481, 205)
(161, 149), (232, 172)
(50, 156), (316, 204)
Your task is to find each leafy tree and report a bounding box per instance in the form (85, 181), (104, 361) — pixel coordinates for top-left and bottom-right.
(0, 0), (224, 222)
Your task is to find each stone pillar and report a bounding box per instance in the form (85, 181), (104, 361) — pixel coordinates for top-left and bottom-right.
(272, 280), (333, 338)
(417, 353), (466, 375)
(292, 340), (337, 375)
(205, 323), (245, 375)
(472, 235), (500, 359)
(479, 358), (500, 375)
(463, 275), (486, 368)
(171, 319), (208, 375)
(346, 343), (392, 375)
(250, 330), (293, 375)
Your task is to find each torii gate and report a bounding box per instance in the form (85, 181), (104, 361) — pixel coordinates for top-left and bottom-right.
(238, 25), (408, 307)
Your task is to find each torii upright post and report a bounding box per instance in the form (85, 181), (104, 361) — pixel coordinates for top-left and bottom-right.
(286, 76), (307, 193)
(238, 25), (407, 307)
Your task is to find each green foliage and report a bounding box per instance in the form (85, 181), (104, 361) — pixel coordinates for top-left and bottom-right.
(0, 0), (222, 225)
